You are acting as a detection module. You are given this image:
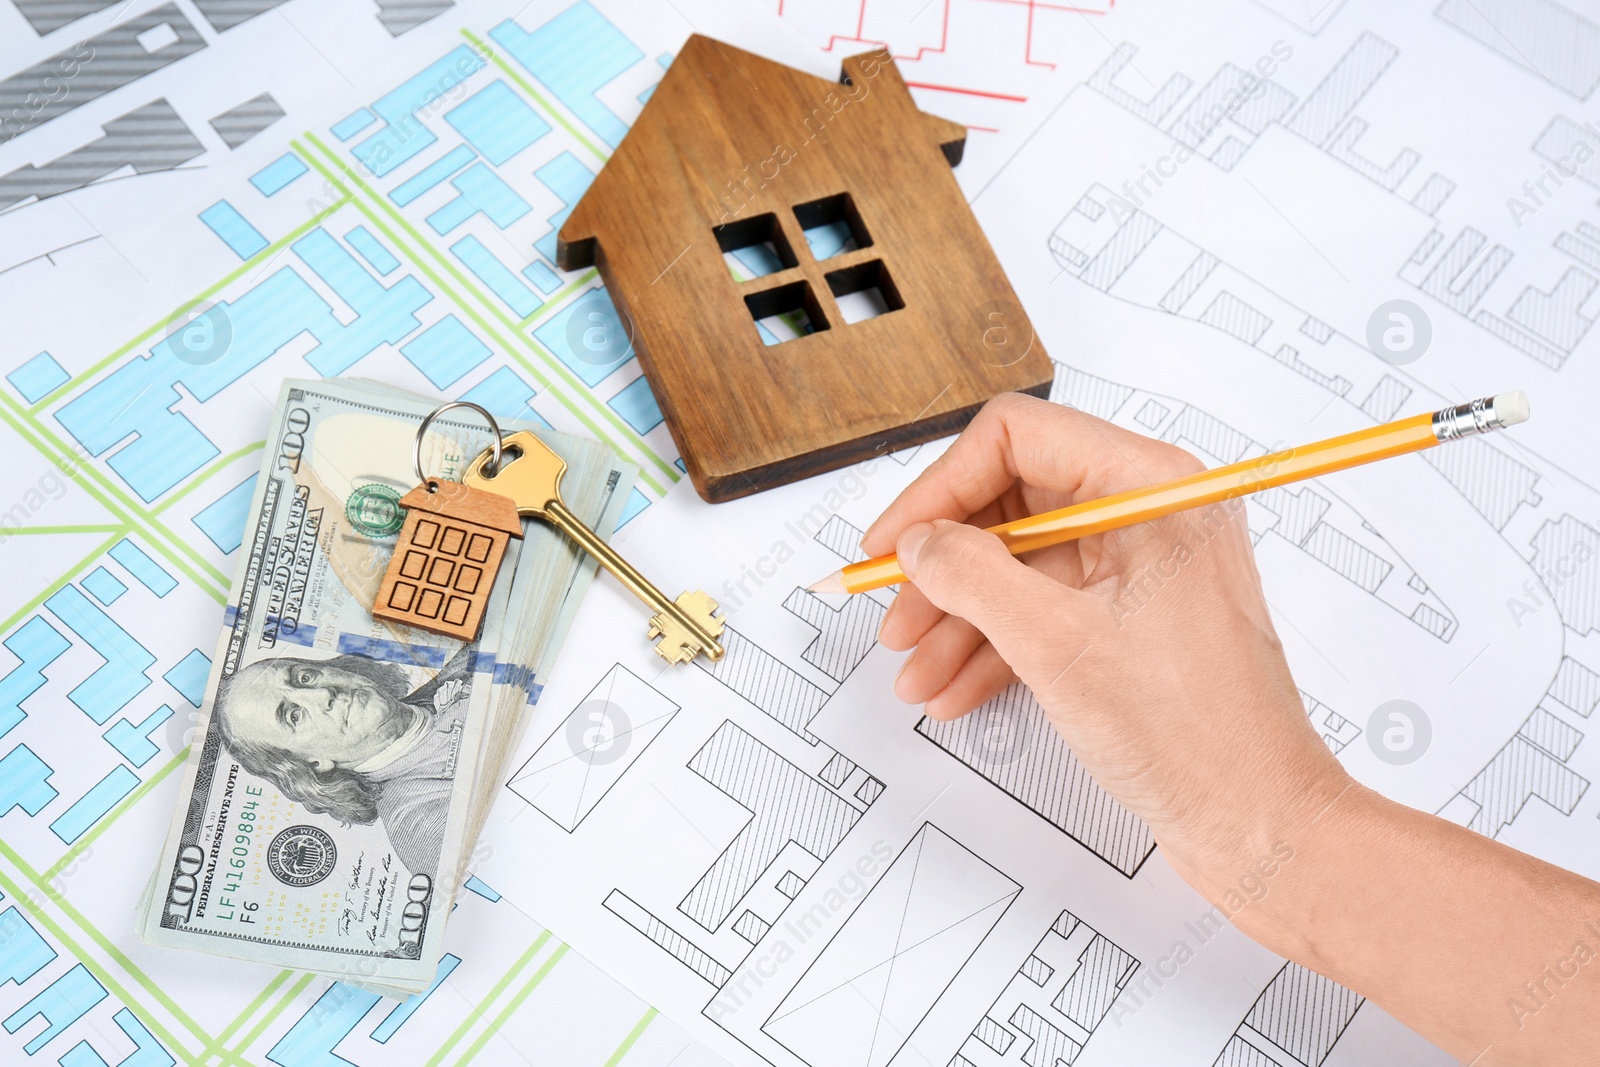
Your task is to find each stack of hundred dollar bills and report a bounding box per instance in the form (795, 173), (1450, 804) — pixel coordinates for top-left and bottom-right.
(137, 378), (635, 996)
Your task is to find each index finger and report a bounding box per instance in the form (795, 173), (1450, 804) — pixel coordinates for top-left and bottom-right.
(860, 392), (1183, 555)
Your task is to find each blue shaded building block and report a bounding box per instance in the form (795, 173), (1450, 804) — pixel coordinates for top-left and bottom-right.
(533, 288), (631, 387)
(618, 486), (649, 528)
(370, 955), (461, 1043)
(426, 163), (530, 234)
(55, 243), (430, 503)
(81, 568), (126, 606)
(50, 765), (139, 844)
(46, 587), (153, 724)
(57, 1007), (174, 1067)
(1, 616), (70, 740)
(450, 235), (540, 319)
(522, 260), (561, 295)
(199, 201), (269, 259)
(389, 145), (475, 207)
(292, 228), (434, 376)
(730, 243), (785, 277)
(489, 4), (642, 147)
(2, 964), (106, 1054)
(444, 80), (549, 165)
(192, 474), (257, 554)
(608, 375), (663, 434)
(103, 706), (174, 769)
(7, 352), (69, 403)
(163, 651), (209, 709)
(353, 46), (486, 177)
(331, 108), (377, 141)
(457, 367), (548, 427)
(344, 226), (399, 275)
(530, 152), (595, 263)
(462, 877), (499, 902)
(108, 541), (175, 598)
(638, 52), (673, 105)
(0, 907), (56, 988)
(801, 219), (855, 259)
(400, 315), (491, 390)
(250, 153), (309, 196)
(58, 260), (426, 506)
(267, 981), (380, 1066)
(0, 746), (56, 816)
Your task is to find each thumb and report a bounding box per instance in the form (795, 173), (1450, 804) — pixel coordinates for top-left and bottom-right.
(898, 520), (1102, 674)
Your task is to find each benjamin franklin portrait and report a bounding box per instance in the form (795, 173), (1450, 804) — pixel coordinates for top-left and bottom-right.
(211, 647), (473, 876)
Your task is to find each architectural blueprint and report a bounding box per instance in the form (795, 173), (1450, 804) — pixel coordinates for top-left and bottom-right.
(2, 0), (1599, 1064)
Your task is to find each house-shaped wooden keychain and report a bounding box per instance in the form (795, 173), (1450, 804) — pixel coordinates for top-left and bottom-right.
(373, 479), (522, 641)
(557, 36), (1053, 502)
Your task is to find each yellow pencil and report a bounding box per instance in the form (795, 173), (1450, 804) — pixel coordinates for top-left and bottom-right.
(810, 392), (1531, 595)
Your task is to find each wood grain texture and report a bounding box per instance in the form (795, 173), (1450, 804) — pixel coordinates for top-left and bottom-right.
(560, 36), (1051, 502)
(372, 480), (522, 642)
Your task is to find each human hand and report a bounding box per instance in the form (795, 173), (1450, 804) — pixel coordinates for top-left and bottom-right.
(862, 392), (1350, 893)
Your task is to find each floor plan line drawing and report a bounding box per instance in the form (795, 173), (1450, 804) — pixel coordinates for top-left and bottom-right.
(505, 661), (682, 833)
(696, 627), (833, 744)
(1044, 157), (1600, 856)
(916, 683), (1157, 879)
(950, 908), (1140, 1067)
(762, 822), (1022, 1067)
(1438, 662), (1592, 838)
(1047, 183), (1409, 418)
(677, 720), (870, 934)
(581, 707), (890, 1062)
(1433, 0), (1600, 101)
(1248, 0), (1350, 36)
(1078, 25), (1600, 371)
(1044, 355), (1457, 639)
(1212, 961), (1365, 1067)
(8, 0), (1600, 1063)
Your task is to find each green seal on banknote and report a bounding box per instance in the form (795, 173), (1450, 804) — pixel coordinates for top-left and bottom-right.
(266, 825), (338, 888)
(346, 483), (405, 537)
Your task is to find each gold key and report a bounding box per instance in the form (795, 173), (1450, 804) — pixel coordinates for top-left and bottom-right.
(464, 431), (725, 665)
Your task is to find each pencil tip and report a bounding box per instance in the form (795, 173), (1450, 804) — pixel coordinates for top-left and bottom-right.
(807, 571), (846, 594)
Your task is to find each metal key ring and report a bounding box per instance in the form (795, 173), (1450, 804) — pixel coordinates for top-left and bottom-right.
(414, 401), (503, 484)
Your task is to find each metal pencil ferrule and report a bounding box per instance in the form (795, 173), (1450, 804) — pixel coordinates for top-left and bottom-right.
(1432, 397), (1505, 441)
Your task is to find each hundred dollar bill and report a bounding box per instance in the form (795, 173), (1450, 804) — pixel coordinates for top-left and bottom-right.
(138, 378), (634, 991)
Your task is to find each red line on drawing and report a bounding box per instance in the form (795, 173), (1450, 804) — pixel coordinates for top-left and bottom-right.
(903, 81), (1028, 101)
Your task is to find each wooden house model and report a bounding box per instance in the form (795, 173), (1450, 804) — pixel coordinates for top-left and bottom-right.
(558, 35), (1053, 502)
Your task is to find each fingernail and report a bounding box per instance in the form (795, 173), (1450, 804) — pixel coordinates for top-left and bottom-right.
(892, 654), (915, 702)
(898, 522), (934, 576)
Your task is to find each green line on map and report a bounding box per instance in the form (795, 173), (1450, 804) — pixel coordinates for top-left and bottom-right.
(602, 1007), (659, 1067)
(209, 969), (291, 1055)
(423, 931), (552, 1067)
(0, 533), (126, 642)
(454, 943), (569, 1066)
(222, 969), (317, 1063)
